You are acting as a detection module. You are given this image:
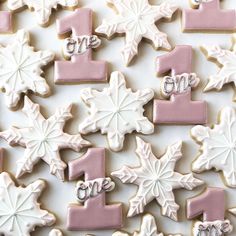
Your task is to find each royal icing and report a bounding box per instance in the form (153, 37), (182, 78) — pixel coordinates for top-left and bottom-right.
(202, 41), (236, 99)
(55, 8), (107, 83)
(187, 188), (233, 236)
(182, 0), (236, 31)
(0, 172), (56, 235)
(113, 214), (181, 236)
(191, 107), (236, 187)
(7, 0), (78, 26)
(67, 148), (123, 230)
(76, 177), (115, 202)
(49, 229), (63, 236)
(0, 8), (12, 33)
(79, 71), (154, 152)
(95, 0), (177, 66)
(0, 96), (91, 181)
(0, 29), (54, 109)
(154, 45), (207, 124)
(112, 137), (203, 220)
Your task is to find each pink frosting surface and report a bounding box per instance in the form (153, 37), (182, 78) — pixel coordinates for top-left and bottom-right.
(182, 0), (236, 31)
(67, 148), (123, 230)
(54, 8), (107, 83)
(154, 45), (207, 124)
(187, 187), (225, 222)
(0, 11), (12, 33)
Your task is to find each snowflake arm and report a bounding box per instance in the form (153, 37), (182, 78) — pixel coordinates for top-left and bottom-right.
(191, 107), (236, 187)
(96, 0), (177, 66)
(202, 44), (236, 92)
(79, 71), (154, 152)
(0, 172), (55, 236)
(113, 213), (181, 236)
(0, 30), (54, 109)
(7, 0), (78, 25)
(112, 137), (203, 219)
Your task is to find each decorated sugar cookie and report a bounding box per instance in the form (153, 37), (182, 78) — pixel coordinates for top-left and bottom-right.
(95, 0), (177, 66)
(55, 8), (107, 84)
(113, 214), (181, 236)
(191, 107), (236, 187)
(0, 29), (54, 109)
(0, 96), (91, 181)
(182, 0), (236, 32)
(112, 137), (204, 220)
(7, 0), (78, 26)
(187, 188), (233, 236)
(154, 45), (207, 124)
(79, 71), (154, 152)
(0, 5), (12, 32)
(67, 148), (122, 230)
(201, 39), (236, 99)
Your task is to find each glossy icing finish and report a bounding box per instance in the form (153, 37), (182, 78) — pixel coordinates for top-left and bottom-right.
(0, 97), (91, 181)
(79, 71), (154, 152)
(0, 11), (12, 33)
(182, 0), (236, 31)
(55, 8), (107, 83)
(187, 188), (225, 221)
(7, 0), (78, 26)
(187, 188), (233, 236)
(191, 107), (236, 187)
(154, 45), (207, 124)
(112, 137), (203, 221)
(67, 148), (123, 230)
(96, 0), (177, 66)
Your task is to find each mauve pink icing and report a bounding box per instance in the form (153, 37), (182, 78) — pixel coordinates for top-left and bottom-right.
(183, 0), (236, 31)
(67, 148), (123, 230)
(0, 11), (12, 33)
(54, 8), (107, 83)
(187, 187), (225, 222)
(153, 45), (207, 124)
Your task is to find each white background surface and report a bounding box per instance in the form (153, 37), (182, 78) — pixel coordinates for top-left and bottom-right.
(0, 0), (236, 235)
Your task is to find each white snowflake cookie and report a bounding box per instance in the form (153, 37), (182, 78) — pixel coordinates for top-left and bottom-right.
(79, 71), (154, 152)
(96, 0), (178, 66)
(0, 96), (91, 181)
(201, 38), (236, 100)
(113, 214), (181, 236)
(112, 137), (204, 220)
(7, 0), (78, 26)
(0, 29), (54, 109)
(0, 172), (56, 236)
(191, 107), (236, 187)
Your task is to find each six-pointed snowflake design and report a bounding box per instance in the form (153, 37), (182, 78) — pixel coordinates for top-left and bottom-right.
(79, 71), (154, 152)
(191, 107), (236, 187)
(113, 214), (181, 236)
(112, 137), (203, 220)
(96, 0), (177, 65)
(0, 96), (91, 181)
(202, 42), (236, 100)
(7, 0), (78, 25)
(0, 172), (56, 236)
(0, 29), (54, 109)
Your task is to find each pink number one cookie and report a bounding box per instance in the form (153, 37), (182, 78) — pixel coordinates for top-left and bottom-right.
(187, 188), (233, 236)
(54, 8), (107, 84)
(67, 148), (123, 230)
(0, 9), (11, 33)
(153, 45), (207, 124)
(182, 0), (236, 31)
